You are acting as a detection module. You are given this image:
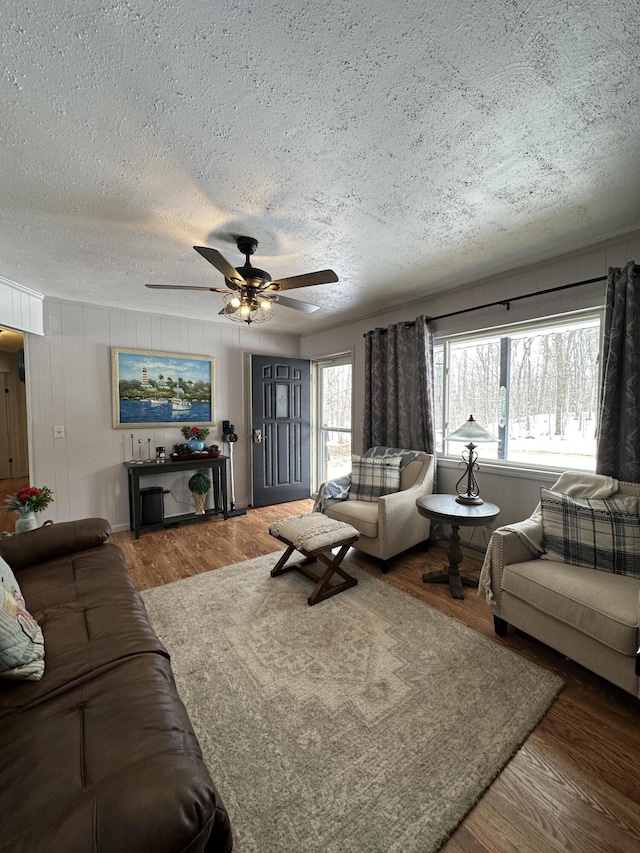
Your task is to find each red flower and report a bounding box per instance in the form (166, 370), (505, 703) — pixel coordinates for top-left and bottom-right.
(4, 485), (53, 514)
(18, 487), (41, 500)
(191, 426), (200, 435)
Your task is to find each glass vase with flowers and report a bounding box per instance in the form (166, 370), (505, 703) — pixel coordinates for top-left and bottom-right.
(3, 486), (54, 534)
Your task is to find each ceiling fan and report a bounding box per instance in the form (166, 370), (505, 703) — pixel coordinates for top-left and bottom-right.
(146, 236), (339, 324)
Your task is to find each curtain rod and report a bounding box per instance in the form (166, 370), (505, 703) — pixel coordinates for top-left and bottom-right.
(365, 273), (607, 333)
(428, 274), (607, 322)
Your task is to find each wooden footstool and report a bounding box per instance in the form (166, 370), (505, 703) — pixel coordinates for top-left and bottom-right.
(268, 513), (360, 606)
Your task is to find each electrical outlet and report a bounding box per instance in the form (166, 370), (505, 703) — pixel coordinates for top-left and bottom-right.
(54, 425), (65, 439)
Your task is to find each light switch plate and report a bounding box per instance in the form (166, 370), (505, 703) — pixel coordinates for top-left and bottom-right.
(54, 425), (65, 439)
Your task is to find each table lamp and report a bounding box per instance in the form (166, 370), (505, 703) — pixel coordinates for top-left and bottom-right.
(446, 414), (497, 505)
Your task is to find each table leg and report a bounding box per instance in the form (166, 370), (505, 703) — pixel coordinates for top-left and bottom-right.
(132, 470), (141, 540)
(127, 470), (134, 532)
(220, 462), (228, 519)
(422, 523), (478, 600)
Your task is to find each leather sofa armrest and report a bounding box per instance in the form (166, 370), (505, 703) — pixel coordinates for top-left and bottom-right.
(0, 518), (112, 571)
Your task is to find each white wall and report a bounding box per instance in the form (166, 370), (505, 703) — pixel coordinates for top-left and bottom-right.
(26, 299), (300, 530)
(302, 228), (640, 539)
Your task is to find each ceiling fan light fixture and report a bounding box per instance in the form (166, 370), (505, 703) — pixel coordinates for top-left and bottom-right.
(223, 291), (274, 325)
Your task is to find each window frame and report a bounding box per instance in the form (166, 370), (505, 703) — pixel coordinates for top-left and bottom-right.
(312, 352), (353, 492)
(434, 308), (605, 476)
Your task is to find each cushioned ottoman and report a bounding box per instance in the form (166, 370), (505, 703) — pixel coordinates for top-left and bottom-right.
(269, 514), (359, 605)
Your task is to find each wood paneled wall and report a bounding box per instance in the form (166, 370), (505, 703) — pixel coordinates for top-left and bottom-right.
(25, 301), (300, 529)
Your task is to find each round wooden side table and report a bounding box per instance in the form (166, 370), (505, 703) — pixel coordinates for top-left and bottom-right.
(416, 494), (500, 600)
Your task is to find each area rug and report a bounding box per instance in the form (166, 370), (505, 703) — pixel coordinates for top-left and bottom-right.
(141, 553), (563, 853)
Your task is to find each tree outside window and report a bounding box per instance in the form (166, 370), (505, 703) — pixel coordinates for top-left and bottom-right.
(317, 359), (352, 484)
(439, 316), (600, 470)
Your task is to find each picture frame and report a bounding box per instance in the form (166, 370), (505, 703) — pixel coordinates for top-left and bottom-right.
(111, 347), (215, 429)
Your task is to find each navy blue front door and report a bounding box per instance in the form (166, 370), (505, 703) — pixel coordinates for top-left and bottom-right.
(251, 355), (311, 507)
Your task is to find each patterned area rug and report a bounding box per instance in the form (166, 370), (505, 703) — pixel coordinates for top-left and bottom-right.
(141, 553), (563, 853)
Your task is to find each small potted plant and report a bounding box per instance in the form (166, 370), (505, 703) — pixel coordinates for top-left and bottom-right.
(181, 425), (210, 453)
(188, 472), (211, 515)
(3, 485), (54, 534)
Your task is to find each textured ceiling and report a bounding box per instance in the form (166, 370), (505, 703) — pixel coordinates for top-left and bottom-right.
(2, 1), (639, 333)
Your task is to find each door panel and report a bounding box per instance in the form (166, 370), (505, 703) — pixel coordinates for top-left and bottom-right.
(0, 375), (11, 479)
(251, 355), (311, 507)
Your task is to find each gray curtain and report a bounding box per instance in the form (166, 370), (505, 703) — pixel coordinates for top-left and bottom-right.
(596, 261), (639, 481)
(363, 316), (436, 452)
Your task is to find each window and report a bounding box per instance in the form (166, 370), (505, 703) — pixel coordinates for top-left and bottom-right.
(314, 355), (352, 488)
(436, 313), (602, 471)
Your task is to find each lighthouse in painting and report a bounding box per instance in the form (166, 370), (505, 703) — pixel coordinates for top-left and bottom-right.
(141, 366), (149, 387)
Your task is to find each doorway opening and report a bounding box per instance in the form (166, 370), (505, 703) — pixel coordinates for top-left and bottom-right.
(0, 326), (29, 533)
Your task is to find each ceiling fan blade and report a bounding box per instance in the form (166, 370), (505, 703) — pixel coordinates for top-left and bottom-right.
(274, 294), (320, 313)
(193, 246), (246, 285)
(269, 269), (338, 291)
(218, 304), (238, 316)
(145, 284), (231, 293)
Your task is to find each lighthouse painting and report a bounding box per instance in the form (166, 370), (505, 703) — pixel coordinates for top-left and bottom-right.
(111, 347), (215, 429)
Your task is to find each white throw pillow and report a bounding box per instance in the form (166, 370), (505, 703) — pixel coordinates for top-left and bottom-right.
(0, 555), (45, 681)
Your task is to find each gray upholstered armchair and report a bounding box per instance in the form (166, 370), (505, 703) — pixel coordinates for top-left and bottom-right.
(315, 447), (435, 572)
(480, 474), (640, 698)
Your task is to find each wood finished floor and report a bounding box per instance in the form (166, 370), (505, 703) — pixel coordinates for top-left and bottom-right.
(26, 494), (640, 851)
(111, 500), (640, 852)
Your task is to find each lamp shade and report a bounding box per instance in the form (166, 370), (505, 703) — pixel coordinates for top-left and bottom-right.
(446, 415), (497, 444)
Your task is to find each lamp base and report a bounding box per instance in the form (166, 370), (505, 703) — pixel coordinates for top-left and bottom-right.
(455, 494), (484, 505)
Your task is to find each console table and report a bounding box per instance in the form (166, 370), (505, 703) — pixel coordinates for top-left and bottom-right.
(416, 494), (500, 599)
(124, 457), (228, 539)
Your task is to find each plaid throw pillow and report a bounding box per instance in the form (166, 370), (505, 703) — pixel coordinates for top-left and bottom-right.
(349, 455), (403, 502)
(540, 488), (640, 577)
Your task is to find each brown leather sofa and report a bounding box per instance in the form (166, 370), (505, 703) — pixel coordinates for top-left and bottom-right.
(0, 518), (233, 853)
